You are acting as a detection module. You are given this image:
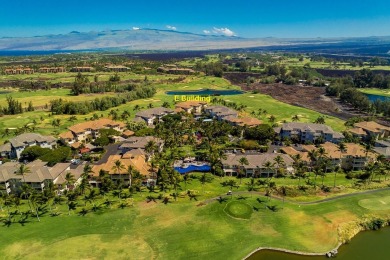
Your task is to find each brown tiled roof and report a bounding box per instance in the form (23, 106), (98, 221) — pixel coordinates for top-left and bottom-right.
(321, 142), (375, 159)
(175, 101), (208, 109)
(222, 153), (294, 168)
(224, 116), (262, 127)
(119, 136), (163, 150)
(135, 107), (174, 119)
(122, 149), (145, 158)
(122, 130), (135, 137)
(92, 154), (150, 176)
(280, 147), (310, 162)
(280, 122), (336, 134)
(301, 145), (317, 152)
(348, 128), (367, 136)
(9, 133), (56, 147)
(71, 142), (82, 149)
(0, 161), (70, 183)
(59, 131), (74, 139)
(69, 118), (125, 134)
(354, 121), (390, 133)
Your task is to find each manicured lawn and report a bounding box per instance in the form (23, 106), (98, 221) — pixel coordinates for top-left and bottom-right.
(358, 88), (390, 97)
(227, 92), (346, 131)
(1, 188), (390, 259)
(358, 196), (390, 210)
(224, 201), (253, 219)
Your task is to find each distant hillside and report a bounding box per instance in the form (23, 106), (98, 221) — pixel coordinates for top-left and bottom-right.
(0, 29), (390, 52)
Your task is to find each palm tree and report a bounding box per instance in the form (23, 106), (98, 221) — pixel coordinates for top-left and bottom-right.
(126, 165), (134, 188)
(263, 161), (275, 180)
(82, 164), (93, 179)
(314, 116), (325, 124)
(237, 157), (249, 184)
(182, 173), (191, 190)
(273, 155), (285, 177)
(307, 149), (318, 171)
(17, 164), (30, 183)
(64, 172), (76, 190)
(111, 160), (125, 182)
(293, 155), (307, 186)
(199, 173), (208, 193)
(291, 115), (300, 122)
(268, 115), (276, 123)
(29, 192), (41, 222)
(208, 144), (227, 176)
(144, 140), (158, 160)
(334, 142), (346, 187)
(364, 142), (372, 160)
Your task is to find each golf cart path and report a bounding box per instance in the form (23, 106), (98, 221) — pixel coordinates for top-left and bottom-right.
(203, 187), (390, 205)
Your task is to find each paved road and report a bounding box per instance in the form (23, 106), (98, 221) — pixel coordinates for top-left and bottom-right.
(203, 187), (390, 205)
(94, 143), (122, 165)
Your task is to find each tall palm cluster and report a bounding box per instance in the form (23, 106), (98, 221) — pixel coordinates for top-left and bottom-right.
(211, 97), (247, 111)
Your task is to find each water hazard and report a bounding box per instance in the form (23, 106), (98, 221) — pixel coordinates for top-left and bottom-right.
(247, 227), (390, 260)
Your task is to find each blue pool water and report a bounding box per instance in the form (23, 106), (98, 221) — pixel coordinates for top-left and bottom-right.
(174, 165), (211, 174)
(166, 89), (244, 96)
(364, 93), (390, 102)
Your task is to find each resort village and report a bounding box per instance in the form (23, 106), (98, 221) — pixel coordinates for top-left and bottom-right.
(1, 99), (389, 197)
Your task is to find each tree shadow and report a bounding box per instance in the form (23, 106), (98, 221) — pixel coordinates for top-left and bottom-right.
(78, 208), (88, 216)
(217, 196), (228, 203)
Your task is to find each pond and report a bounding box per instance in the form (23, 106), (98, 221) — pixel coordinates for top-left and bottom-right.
(166, 89), (244, 96)
(364, 93), (390, 102)
(247, 227), (390, 260)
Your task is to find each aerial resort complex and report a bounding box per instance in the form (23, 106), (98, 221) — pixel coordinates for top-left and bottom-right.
(1, 1), (390, 260)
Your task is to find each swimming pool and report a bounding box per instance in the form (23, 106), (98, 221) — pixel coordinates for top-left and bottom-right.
(174, 164), (211, 174)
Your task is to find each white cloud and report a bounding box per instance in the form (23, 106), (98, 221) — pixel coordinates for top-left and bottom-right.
(166, 25), (177, 31)
(203, 30), (211, 34)
(212, 27), (236, 37)
(132, 27), (140, 30)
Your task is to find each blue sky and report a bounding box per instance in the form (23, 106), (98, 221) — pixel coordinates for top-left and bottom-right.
(0, 0), (389, 38)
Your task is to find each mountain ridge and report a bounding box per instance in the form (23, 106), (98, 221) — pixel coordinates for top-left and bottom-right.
(0, 29), (389, 52)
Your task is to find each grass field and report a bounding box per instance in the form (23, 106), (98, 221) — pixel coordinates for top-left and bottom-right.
(1, 187), (389, 260)
(0, 88), (119, 108)
(281, 58), (390, 71)
(0, 72), (183, 84)
(0, 74), (346, 143)
(358, 196), (390, 210)
(358, 88), (390, 97)
(224, 201), (253, 219)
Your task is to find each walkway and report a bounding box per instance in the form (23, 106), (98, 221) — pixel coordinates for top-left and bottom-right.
(203, 187), (390, 205)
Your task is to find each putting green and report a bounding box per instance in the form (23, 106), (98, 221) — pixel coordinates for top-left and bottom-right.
(224, 201), (253, 219)
(358, 196), (390, 210)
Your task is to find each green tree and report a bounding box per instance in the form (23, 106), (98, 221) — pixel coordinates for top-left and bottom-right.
(112, 160), (125, 181)
(237, 157), (249, 184)
(71, 73), (90, 95)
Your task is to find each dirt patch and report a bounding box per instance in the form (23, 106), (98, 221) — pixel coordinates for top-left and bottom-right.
(287, 209), (338, 250)
(241, 83), (354, 120)
(323, 210), (358, 228)
(250, 222), (280, 237)
(6, 235), (154, 260)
